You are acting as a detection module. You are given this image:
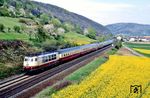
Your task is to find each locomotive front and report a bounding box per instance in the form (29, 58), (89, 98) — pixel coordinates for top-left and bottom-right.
(23, 56), (39, 71)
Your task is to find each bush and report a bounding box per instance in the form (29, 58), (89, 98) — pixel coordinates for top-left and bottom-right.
(40, 13), (50, 24)
(75, 25), (82, 34)
(0, 64), (23, 79)
(7, 27), (11, 32)
(51, 18), (61, 27)
(86, 27), (97, 39)
(36, 26), (47, 42)
(14, 26), (21, 33)
(19, 19), (27, 24)
(115, 41), (122, 49)
(0, 7), (10, 16)
(0, 0), (5, 7)
(41, 40), (57, 51)
(63, 22), (74, 32)
(0, 24), (5, 32)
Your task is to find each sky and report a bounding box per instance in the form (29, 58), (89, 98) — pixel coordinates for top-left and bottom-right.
(33, 0), (150, 25)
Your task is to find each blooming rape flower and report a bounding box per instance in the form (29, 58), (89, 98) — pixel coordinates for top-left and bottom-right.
(51, 55), (150, 98)
(133, 48), (150, 54)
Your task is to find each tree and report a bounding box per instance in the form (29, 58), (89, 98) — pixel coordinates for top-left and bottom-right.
(14, 26), (21, 33)
(0, 0), (5, 6)
(86, 27), (97, 39)
(75, 25), (82, 34)
(0, 24), (5, 32)
(63, 22), (74, 32)
(50, 18), (61, 27)
(40, 13), (50, 24)
(36, 26), (47, 42)
(0, 7), (10, 16)
(97, 35), (105, 42)
(7, 27), (11, 32)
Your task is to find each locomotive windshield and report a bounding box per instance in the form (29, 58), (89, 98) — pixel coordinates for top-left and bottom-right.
(24, 58), (28, 61)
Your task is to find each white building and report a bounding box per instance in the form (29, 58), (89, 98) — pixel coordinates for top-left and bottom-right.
(129, 38), (135, 42)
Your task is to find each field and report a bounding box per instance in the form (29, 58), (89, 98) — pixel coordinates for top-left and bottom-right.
(0, 17), (31, 42)
(124, 42), (150, 57)
(0, 32), (29, 41)
(0, 17), (22, 29)
(51, 55), (150, 98)
(124, 42), (150, 50)
(64, 32), (96, 45)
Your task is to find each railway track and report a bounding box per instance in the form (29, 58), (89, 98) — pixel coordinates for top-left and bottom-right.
(0, 75), (30, 90)
(0, 74), (25, 85)
(0, 44), (112, 98)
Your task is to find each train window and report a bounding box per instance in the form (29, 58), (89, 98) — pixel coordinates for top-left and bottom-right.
(31, 59), (33, 62)
(49, 56), (51, 61)
(35, 58), (37, 61)
(53, 56), (56, 59)
(45, 56), (48, 62)
(24, 58), (28, 61)
(42, 57), (47, 63)
(42, 57), (44, 62)
(52, 54), (56, 60)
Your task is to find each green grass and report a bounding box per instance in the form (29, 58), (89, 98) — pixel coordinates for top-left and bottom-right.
(0, 32), (29, 41)
(35, 87), (56, 98)
(0, 17), (22, 29)
(124, 42), (150, 57)
(64, 32), (96, 45)
(0, 17), (32, 42)
(106, 48), (118, 55)
(134, 50), (150, 57)
(0, 63), (23, 79)
(65, 57), (107, 83)
(124, 42), (150, 50)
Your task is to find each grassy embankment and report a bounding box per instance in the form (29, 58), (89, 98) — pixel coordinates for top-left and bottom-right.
(64, 32), (95, 45)
(0, 17), (30, 41)
(35, 48), (118, 98)
(124, 42), (150, 57)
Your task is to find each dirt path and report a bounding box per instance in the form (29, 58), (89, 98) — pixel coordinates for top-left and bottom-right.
(116, 45), (145, 57)
(116, 47), (136, 56)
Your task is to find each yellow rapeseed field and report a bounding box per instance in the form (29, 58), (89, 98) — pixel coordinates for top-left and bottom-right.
(52, 55), (150, 98)
(133, 48), (150, 54)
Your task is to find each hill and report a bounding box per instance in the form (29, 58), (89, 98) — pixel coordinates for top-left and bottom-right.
(32, 1), (111, 35)
(106, 23), (150, 36)
(7, 0), (111, 36)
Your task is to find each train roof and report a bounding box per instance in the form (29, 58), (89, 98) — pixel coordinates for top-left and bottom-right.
(57, 43), (98, 54)
(26, 51), (58, 57)
(57, 46), (81, 53)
